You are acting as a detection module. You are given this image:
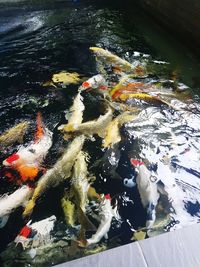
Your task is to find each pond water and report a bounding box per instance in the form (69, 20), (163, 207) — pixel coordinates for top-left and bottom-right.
(0, 0), (200, 266)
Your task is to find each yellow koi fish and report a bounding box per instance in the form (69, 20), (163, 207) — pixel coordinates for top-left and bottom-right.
(60, 105), (113, 139)
(90, 47), (141, 74)
(0, 121), (29, 149)
(61, 195), (76, 227)
(52, 71), (82, 85)
(71, 151), (90, 212)
(23, 135), (85, 217)
(90, 47), (145, 76)
(119, 93), (170, 106)
(103, 112), (137, 148)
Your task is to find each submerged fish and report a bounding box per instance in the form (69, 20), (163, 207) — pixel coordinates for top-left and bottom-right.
(71, 151), (90, 212)
(3, 113), (52, 184)
(59, 92), (85, 132)
(86, 194), (119, 246)
(59, 105), (113, 139)
(103, 112), (137, 148)
(0, 186), (34, 228)
(23, 135), (85, 217)
(52, 71), (82, 86)
(130, 159), (160, 229)
(0, 121), (29, 149)
(61, 196), (76, 227)
(69, 151), (97, 232)
(90, 47), (142, 75)
(15, 215), (56, 249)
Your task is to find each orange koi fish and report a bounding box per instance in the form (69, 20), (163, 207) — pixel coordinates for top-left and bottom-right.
(110, 82), (147, 100)
(3, 113), (52, 184)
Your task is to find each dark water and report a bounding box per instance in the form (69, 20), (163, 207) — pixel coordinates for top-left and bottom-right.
(0, 0), (200, 266)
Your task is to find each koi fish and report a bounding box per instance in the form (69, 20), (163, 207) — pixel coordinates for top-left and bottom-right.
(59, 91), (85, 132)
(110, 82), (147, 100)
(103, 112), (137, 148)
(52, 71), (82, 86)
(0, 186), (34, 228)
(3, 113), (52, 184)
(130, 159), (160, 229)
(86, 194), (119, 246)
(15, 215), (56, 249)
(59, 106), (113, 139)
(79, 74), (107, 92)
(71, 151), (90, 212)
(119, 93), (170, 106)
(90, 47), (139, 74)
(23, 135), (85, 217)
(61, 196), (76, 227)
(0, 121), (29, 149)
(70, 151), (97, 232)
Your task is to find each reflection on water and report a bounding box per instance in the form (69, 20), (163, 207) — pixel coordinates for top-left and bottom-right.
(0, 1), (200, 266)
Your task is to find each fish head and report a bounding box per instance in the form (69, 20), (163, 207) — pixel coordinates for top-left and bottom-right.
(3, 153), (20, 166)
(124, 177), (136, 188)
(105, 194), (111, 200)
(130, 159), (145, 168)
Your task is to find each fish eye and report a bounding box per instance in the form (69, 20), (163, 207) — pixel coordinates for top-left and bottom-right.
(124, 178), (128, 184)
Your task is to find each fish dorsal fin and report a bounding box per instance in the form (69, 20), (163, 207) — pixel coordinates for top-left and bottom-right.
(34, 112), (44, 142)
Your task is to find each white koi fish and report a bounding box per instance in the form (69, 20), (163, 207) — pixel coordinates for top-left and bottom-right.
(15, 215), (56, 249)
(58, 91), (85, 133)
(0, 186), (34, 228)
(130, 159), (160, 229)
(86, 194), (119, 246)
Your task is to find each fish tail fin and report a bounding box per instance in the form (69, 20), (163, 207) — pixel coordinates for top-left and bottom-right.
(0, 215), (9, 228)
(77, 207), (96, 232)
(34, 112), (44, 142)
(23, 199), (35, 218)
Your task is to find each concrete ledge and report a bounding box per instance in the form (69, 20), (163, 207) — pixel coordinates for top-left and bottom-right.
(57, 223), (200, 267)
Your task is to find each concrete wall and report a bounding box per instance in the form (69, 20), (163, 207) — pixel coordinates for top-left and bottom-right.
(139, 0), (200, 56)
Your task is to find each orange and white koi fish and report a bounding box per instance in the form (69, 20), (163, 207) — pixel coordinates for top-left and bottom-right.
(15, 215), (56, 249)
(86, 194), (119, 246)
(3, 113), (52, 184)
(0, 186), (34, 228)
(130, 159), (160, 229)
(23, 135), (85, 217)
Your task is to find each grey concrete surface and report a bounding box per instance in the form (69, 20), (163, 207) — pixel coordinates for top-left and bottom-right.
(57, 223), (200, 267)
